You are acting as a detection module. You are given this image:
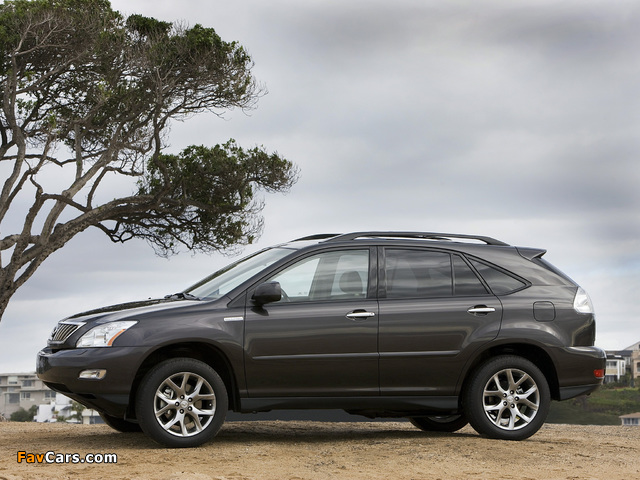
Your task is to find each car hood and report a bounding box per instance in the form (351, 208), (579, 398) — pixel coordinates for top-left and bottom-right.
(65, 298), (202, 324)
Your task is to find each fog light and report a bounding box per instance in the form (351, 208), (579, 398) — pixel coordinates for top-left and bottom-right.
(79, 369), (107, 380)
(594, 369), (605, 379)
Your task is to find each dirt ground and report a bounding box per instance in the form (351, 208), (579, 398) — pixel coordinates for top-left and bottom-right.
(1, 420), (639, 480)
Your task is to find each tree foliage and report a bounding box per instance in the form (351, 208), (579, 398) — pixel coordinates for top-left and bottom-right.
(10, 405), (37, 422)
(0, 0), (297, 321)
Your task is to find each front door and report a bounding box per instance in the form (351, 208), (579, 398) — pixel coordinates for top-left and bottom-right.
(244, 248), (379, 397)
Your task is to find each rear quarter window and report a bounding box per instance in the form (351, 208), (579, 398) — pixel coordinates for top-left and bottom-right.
(468, 258), (528, 295)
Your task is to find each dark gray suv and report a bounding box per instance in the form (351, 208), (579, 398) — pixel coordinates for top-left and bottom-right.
(37, 232), (605, 447)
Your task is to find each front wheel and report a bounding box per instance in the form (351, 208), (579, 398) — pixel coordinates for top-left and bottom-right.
(135, 358), (228, 448)
(463, 355), (550, 441)
(409, 414), (468, 433)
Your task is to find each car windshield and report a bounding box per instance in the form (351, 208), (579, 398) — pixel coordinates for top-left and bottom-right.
(184, 246), (295, 300)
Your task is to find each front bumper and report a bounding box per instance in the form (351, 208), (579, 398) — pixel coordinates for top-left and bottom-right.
(36, 346), (149, 417)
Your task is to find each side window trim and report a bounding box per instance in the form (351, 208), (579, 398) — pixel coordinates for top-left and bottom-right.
(368, 246), (378, 300)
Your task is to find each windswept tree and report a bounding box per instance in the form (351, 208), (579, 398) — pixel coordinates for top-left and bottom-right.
(0, 0), (297, 321)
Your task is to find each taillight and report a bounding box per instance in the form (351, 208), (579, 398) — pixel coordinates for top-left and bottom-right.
(594, 369), (605, 379)
(573, 287), (594, 314)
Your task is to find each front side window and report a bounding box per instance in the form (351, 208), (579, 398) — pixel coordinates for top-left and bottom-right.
(186, 247), (295, 300)
(268, 249), (369, 303)
(385, 249), (452, 298)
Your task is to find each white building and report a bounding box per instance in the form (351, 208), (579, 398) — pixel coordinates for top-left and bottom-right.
(0, 372), (55, 419)
(620, 412), (640, 426)
(605, 355), (626, 383)
(607, 340), (640, 386)
(35, 392), (74, 423)
(35, 392), (102, 424)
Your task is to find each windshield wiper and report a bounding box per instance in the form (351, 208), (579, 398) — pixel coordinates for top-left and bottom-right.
(164, 292), (201, 301)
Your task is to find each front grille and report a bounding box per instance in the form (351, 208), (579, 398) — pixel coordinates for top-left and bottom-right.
(49, 321), (85, 344)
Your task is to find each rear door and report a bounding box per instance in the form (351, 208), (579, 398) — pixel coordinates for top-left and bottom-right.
(378, 248), (503, 395)
(244, 247), (379, 397)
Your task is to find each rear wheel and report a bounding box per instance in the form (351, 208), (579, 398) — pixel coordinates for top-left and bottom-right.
(463, 355), (550, 440)
(409, 414), (468, 433)
(135, 358), (228, 448)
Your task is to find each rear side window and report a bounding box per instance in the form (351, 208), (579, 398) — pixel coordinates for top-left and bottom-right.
(468, 258), (527, 294)
(385, 249), (452, 298)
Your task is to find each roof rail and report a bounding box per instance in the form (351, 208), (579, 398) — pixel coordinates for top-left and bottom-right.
(292, 234), (341, 242)
(324, 231), (509, 246)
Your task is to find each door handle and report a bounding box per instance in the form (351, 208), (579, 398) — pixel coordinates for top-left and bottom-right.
(467, 306), (496, 316)
(346, 311), (376, 320)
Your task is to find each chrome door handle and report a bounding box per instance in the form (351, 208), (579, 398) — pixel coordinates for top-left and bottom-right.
(346, 311), (376, 320)
(467, 306), (496, 315)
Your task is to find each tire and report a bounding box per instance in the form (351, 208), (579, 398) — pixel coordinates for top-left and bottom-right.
(463, 355), (550, 441)
(409, 414), (468, 433)
(135, 358), (228, 448)
(99, 413), (142, 433)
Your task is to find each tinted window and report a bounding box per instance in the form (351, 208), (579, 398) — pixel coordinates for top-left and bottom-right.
(187, 247), (294, 300)
(453, 256), (489, 296)
(268, 250), (369, 302)
(469, 259), (527, 294)
(385, 249), (452, 298)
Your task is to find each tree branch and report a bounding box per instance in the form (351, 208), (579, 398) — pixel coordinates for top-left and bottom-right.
(0, 1), (297, 322)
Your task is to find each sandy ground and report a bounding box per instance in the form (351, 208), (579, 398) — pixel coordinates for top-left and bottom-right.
(1, 421), (639, 480)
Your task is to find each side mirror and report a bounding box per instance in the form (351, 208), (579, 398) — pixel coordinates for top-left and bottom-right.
(252, 282), (282, 305)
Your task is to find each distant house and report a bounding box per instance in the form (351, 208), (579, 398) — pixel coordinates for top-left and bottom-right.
(0, 371), (102, 423)
(619, 413), (640, 426)
(35, 392), (102, 424)
(35, 392), (75, 423)
(625, 341), (640, 381)
(607, 341), (640, 385)
(605, 354), (626, 383)
(0, 372), (55, 418)
(81, 408), (104, 425)
(626, 340), (640, 351)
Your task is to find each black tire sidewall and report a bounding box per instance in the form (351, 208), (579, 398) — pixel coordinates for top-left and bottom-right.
(463, 355), (550, 441)
(409, 414), (468, 433)
(135, 358), (228, 448)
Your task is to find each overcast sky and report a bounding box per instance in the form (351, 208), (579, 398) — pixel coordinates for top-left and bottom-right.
(1, 0), (639, 372)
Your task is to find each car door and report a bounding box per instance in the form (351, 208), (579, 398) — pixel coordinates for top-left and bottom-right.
(244, 247), (379, 397)
(378, 248), (503, 396)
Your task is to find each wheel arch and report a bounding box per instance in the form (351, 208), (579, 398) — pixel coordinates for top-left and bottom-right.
(126, 342), (241, 419)
(459, 343), (560, 402)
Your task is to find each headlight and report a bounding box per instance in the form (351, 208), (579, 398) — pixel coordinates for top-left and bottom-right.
(76, 321), (138, 348)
